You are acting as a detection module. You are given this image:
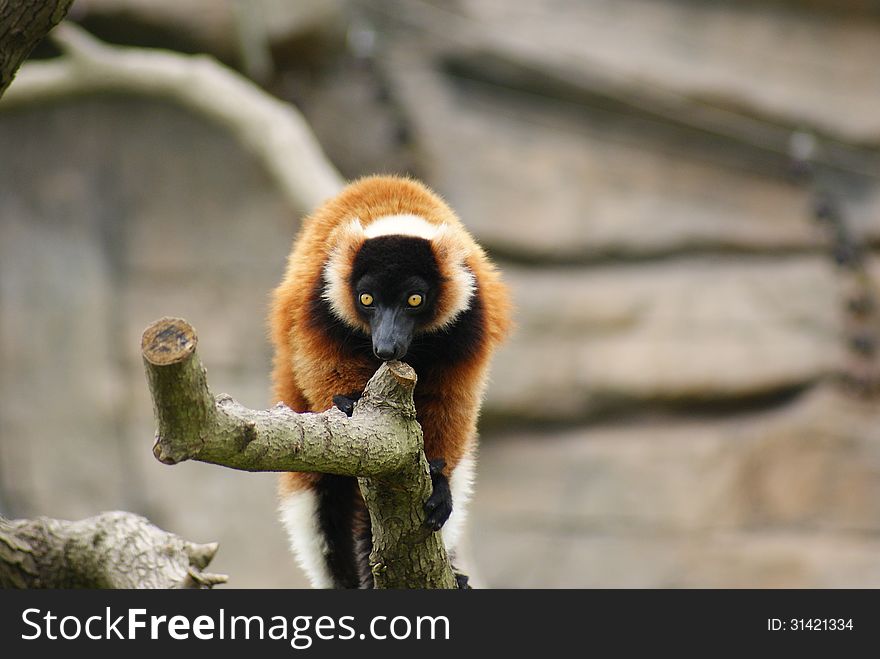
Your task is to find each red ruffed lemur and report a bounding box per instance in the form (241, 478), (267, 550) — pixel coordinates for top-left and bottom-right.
(269, 175), (511, 588)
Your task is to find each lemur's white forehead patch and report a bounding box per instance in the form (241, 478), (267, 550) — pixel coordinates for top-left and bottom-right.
(323, 214), (474, 332)
(363, 214), (442, 240)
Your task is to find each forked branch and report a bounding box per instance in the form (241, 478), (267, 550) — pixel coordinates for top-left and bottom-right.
(142, 317), (457, 589)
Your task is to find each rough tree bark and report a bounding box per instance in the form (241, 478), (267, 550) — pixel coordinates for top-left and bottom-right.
(0, 511), (226, 589)
(142, 317), (458, 589)
(0, 0), (73, 98)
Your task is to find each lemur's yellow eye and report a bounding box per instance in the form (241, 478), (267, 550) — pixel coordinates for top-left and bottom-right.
(359, 293), (374, 306)
(407, 294), (423, 307)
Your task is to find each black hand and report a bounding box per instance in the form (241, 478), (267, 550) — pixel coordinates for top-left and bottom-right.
(424, 458), (453, 532)
(454, 572), (471, 589)
(332, 391), (363, 417)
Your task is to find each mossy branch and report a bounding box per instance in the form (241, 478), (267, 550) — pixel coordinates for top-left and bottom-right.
(142, 317), (457, 589)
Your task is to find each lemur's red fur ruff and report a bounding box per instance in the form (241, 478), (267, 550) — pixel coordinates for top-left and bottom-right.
(269, 175), (511, 496)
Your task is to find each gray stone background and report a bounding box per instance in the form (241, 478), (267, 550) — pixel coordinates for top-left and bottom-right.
(2, 0), (880, 587)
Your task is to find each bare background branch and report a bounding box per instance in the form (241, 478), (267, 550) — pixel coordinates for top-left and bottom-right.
(2, 21), (343, 213)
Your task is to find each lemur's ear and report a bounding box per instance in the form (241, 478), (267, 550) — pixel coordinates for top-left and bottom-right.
(431, 224), (466, 263)
(430, 224), (477, 330)
(322, 218), (369, 330)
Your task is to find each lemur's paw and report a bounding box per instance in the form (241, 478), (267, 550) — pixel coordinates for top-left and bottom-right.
(454, 572), (472, 589)
(332, 391), (362, 417)
(424, 458), (452, 531)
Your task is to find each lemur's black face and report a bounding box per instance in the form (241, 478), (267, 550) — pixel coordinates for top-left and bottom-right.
(351, 236), (442, 361)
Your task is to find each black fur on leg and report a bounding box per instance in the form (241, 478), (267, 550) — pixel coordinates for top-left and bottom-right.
(424, 457), (453, 531)
(354, 500), (375, 589)
(332, 390), (363, 417)
(448, 552), (471, 589)
(315, 474), (361, 589)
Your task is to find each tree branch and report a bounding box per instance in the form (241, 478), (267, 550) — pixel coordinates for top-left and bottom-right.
(0, 21), (344, 213)
(0, 0), (73, 99)
(0, 511), (227, 589)
(142, 317), (457, 589)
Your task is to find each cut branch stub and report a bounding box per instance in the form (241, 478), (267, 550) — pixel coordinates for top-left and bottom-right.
(142, 317), (214, 465)
(142, 316), (197, 365)
(358, 359), (418, 419)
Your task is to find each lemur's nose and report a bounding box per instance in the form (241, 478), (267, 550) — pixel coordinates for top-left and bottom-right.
(374, 344), (399, 361)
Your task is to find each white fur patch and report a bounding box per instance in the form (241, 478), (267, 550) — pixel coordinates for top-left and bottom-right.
(321, 216), (476, 331)
(363, 214), (442, 240)
(430, 224), (477, 329)
(322, 219), (367, 328)
(442, 453), (476, 553)
(279, 490), (333, 588)
(437, 263), (477, 329)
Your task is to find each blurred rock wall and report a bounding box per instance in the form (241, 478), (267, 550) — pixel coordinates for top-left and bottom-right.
(2, 0), (880, 587)
(0, 97), (305, 586)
